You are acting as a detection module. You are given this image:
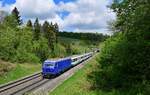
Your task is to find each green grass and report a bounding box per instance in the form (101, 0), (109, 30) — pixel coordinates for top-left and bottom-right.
(0, 63), (41, 85)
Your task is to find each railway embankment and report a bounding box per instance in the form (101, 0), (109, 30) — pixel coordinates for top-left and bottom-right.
(0, 62), (41, 85)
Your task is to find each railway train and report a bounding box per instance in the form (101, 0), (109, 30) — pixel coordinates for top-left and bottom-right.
(42, 52), (94, 78)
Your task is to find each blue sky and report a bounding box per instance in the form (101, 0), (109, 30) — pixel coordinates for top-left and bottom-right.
(2, 0), (76, 6)
(0, 0), (116, 34)
(54, 0), (76, 4)
(2, 0), (15, 5)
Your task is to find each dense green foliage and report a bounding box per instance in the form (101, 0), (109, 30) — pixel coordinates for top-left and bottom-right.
(0, 24), (49, 63)
(89, 0), (150, 95)
(58, 31), (108, 45)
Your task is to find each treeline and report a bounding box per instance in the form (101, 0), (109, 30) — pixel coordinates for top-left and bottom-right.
(0, 7), (58, 63)
(89, 0), (150, 95)
(58, 31), (108, 44)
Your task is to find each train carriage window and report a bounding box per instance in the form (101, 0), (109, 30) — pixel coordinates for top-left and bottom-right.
(73, 58), (77, 62)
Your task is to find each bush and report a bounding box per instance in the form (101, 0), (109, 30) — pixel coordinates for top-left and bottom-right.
(0, 60), (15, 76)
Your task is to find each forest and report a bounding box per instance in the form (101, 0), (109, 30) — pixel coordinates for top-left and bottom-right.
(88, 0), (150, 95)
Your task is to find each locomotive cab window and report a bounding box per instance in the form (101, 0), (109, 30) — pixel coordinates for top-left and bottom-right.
(44, 62), (55, 68)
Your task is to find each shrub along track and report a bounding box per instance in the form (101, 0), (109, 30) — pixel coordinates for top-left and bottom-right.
(0, 53), (95, 95)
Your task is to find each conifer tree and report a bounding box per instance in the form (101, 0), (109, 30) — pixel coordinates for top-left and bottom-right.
(11, 7), (22, 25)
(26, 20), (32, 28)
(54, 23), (59, 43)
(33, 18), (40, 40)
(54, 23), (59, 32)
(43, 21), (56, 51)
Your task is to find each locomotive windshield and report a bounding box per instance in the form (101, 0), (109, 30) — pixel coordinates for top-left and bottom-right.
(44, 62), (55, 68)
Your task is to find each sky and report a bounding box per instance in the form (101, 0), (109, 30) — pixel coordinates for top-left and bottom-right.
(0, 0), (116, 34)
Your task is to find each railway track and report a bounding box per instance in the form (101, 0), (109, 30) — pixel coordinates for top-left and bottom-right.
(0, 54), (94, 95)
(0, 72), (48, 95)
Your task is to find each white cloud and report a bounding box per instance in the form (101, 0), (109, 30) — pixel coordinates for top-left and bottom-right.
(0, 1), (2, 7)
(14, 0), (57, 19)
(0, 0), (116, 34)
(59, 0), (116, 33)
(0, 0), (63, 28)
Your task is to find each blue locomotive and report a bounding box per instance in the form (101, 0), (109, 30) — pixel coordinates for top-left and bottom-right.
(42, 52), (93, 78)
(42, 57), (72, 77)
